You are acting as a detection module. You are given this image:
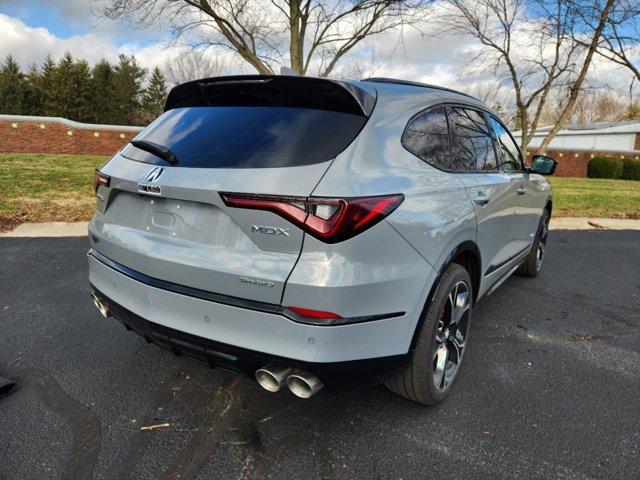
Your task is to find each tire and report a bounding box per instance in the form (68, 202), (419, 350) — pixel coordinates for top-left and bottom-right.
(386, 263), (473, 405)
(517, 209), (550, 278)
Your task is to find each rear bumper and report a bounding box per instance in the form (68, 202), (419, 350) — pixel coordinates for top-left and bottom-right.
(88, 250), (413, 391)
(91, 286), (409, 392)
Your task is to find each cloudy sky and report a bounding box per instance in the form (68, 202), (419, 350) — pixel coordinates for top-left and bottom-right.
(0, 0), (636, 101)
(0, 0), (486, 86)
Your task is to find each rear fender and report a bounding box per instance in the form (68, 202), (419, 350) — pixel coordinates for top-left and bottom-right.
(408, 240), (481, 352)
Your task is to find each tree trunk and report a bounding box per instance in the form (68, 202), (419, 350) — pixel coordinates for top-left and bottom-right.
(537, 0), (616, 152)
(289, 0), (304, 74)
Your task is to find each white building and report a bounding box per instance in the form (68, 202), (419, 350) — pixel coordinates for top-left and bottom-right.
(513, 120), (640, 152)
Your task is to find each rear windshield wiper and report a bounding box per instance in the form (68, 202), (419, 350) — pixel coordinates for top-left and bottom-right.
(130, 140), (179, 165)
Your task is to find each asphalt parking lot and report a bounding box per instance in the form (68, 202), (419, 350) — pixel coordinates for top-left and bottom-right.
(0, 231), (639, 479)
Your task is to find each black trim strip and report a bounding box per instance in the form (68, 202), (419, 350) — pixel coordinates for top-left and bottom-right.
(88, 249), (404, 326)
(89, 248), (281, 314)
(484, 246), (531, 276)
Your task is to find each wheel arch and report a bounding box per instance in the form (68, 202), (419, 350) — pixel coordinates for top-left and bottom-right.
(408, 240), (481, 351)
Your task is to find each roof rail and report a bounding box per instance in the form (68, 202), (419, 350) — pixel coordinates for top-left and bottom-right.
(362, 77), (480, 102)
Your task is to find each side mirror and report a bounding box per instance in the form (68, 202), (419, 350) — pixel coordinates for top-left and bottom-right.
(530, 155), (557, 176)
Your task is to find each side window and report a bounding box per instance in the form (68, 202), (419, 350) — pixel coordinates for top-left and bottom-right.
(448, 107), (498, 171)
(487, 114), (523, 172)
(401, 108), (453, 170)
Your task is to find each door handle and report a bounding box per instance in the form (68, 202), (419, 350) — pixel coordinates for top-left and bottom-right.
(517, 186), (526, 195)
(472, 193), (490, 206)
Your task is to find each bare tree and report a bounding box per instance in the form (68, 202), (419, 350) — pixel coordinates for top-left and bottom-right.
(587, 0), (640, 81)
(332, 49), (383, 79)
(537, 0), (617, 151)
(163, 49), (230, 85)
(568, 88), (628, 123)
(99, 0), (427, 77)
(434, 0), (580, 151)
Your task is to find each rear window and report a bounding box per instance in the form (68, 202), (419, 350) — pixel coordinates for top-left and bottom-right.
(121, 106), (367, 168)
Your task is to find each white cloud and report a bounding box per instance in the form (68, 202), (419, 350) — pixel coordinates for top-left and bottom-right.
(0, 13), (124, 66)
(0, 12), (240, 76)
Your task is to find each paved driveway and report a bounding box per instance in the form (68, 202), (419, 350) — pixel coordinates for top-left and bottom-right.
(0, 231), (639, 479)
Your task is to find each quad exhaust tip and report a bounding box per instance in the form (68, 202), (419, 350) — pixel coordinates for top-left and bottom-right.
(91, 292), (110, 318)
(255, 365), (324, 398)
(255, 364), (292, 392)
(286, 370), (324, 399)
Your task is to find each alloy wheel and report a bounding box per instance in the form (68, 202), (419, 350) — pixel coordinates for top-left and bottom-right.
(536, 215), (550, 272)
(433, 281), (470, 391)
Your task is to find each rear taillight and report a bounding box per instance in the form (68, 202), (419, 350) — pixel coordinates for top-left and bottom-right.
(94, 170), (110, 193)
(220, 193), (404, 243)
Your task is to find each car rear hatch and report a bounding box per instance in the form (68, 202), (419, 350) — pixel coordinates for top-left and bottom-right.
(90, 75), (376, 304)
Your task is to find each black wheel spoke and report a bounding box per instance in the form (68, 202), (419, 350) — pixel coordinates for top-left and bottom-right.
(448, 335), (464, 364)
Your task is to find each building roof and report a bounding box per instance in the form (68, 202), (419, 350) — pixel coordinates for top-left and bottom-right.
(516, 119), (640, 137)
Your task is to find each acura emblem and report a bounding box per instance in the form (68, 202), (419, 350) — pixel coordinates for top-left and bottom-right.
(145, 167), (165, 182)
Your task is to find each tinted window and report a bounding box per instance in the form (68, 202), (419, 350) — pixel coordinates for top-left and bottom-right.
(449, 108), (498, 171)
(122, 106), (367, 168)
(401, 108), (453, 169)
(487, 114), (523, 172)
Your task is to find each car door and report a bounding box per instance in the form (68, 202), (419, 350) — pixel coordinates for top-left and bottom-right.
(447, 106), (521, 280)
(487, 114), (542, 251)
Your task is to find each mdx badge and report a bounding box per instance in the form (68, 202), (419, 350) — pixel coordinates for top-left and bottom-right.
(138, 167), (164, 196)
(251, 226), (291, 236)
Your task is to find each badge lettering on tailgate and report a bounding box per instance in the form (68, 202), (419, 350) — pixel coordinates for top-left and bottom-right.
(251, 225), (290, 236)
(240, 277), (274, 288)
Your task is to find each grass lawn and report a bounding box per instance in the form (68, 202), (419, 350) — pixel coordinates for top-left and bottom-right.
(0, 153), (108, 231)
(548, 177), (640, 219)
(1, 153), (639, 231)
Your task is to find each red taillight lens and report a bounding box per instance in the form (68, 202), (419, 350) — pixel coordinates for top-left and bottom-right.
(220, 193), (404, 243)
(94, 170), (110, 193)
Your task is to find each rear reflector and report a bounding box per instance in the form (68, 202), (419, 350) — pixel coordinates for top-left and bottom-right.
(94, 170), (110, 193)
(286, 306), (342, 320)
(220, 192), (404, 243)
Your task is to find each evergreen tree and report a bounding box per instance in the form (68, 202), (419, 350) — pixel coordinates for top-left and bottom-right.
(47, 52), (92, 121)
(142, 67), (167, 123)
(91, 59), (116, 124)
(40, 55), (57, 116)
(24, 64), (44, 115)
(112, 54), (146, 125)
(0, 52), (152, 125)
(0, 55), (27, 114)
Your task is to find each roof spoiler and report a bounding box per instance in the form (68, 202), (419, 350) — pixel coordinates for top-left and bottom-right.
(165, 75), (377, 117)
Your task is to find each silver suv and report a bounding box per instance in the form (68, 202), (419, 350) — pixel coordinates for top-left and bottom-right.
(89, 76), (556, 404)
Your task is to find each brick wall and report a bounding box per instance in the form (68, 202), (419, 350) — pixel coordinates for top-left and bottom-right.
(2, 117), (640, 177)
(525, 148), (640, 177)
(0, 119), (142, 156)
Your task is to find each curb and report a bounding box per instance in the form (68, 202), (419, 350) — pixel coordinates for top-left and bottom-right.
(1, 218), (639, 238)
(549, 217), (640, 231)
(0, 222), (89, 238)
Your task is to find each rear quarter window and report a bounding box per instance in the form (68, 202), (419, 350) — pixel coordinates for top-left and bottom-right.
(122, 106), (367, 169)
(401, 108), (453, 170)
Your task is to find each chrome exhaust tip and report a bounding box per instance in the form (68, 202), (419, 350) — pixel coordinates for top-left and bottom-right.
(286, 370), (324, 399)
(255, 364), (292, 392)
(91, 292), (110, 318)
